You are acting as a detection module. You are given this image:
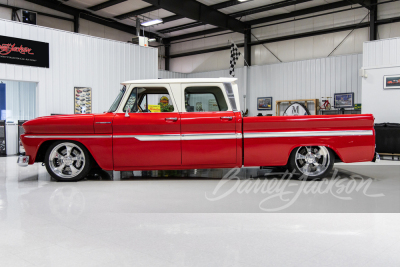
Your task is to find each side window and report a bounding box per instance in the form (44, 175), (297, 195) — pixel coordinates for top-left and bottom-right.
(123, 88), (137, 112)
(184, 86), (228, 112)
(136, 87), (174, 113)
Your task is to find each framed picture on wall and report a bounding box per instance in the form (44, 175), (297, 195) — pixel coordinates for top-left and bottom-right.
(334, 92), (354, 108)
(257, 97), (273, 110)
(383, 74), (400, 89)
(74, 87), (92, 114)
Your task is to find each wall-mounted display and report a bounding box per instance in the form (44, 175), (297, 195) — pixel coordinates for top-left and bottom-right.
(283, 102), (310, 116)
(0, 120), (5, 156)
(0, 35), (49, 68)
(354, 104), (362, 110)
(334, 93), (354, 108)
(257, 97), (272, 110)
(383, 74), (400, 89)
(74, 87), (92, 114)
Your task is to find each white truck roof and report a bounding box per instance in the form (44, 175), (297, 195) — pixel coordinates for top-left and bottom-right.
(121, 78), (237, 85)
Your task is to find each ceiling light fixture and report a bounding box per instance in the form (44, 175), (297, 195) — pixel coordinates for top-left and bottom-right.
(238, 0), (249, 2)
(148, 38), (156, 42)
(141, 19), (163, 27)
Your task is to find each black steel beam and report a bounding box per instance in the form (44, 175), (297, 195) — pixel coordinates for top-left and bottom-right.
(24, 0), (159, 39)
(88, 0), (127, 11)
(166, 0), (365, 40)
(369, 0), (377, 40)
(142, 0), (247, 33)
(114, 5), (160, 20)
(210, 0), (254, 10)
(158, 22), (206, 34)
(159, 0), (310, 34)
(244, 29), (251, 66)
(170, 43), (244, 58)
(169, 28), (230, 42)
(230, 0), (312, 18)
(164, 39), (170, 71)
(248, 1), (354, 25)
(74, 14), (79, 33)
(170, 21), (371, 58)
(162, 15), (185, 23)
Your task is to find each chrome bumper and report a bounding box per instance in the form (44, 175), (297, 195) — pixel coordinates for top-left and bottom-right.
(17, 156), (30, 167)
(372, 152), (380, 163)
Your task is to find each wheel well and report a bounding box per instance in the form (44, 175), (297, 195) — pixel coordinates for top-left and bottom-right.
(35, 140), (99, 167)
(286, 146), (343, 165)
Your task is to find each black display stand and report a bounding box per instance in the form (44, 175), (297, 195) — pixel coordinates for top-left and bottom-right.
(321, 109), (361, 115)
(0, 120), (6, 156)
(18, 120), (27, 155)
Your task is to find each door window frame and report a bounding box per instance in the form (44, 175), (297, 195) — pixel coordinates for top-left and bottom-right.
(181, 83), (232, 113)
(115, 83), (178, 113)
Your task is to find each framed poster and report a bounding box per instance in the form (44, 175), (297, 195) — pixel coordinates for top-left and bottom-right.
(74, 87), (92, 114)
(257, 97), (272, 110)
(383, 75), (400, 89)
(334, 92), (354, 108)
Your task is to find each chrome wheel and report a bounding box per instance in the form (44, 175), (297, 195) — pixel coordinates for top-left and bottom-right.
(48, 142), (86, 179)
(294, 146), (330, 177)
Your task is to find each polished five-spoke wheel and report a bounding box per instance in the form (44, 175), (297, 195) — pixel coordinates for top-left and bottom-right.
(45, 141), (91, 182)
(288, 146), (334, 179)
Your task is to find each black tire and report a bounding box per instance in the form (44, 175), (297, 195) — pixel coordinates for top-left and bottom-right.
(287, 146), (334, 180)
(45, 141), (92, 182)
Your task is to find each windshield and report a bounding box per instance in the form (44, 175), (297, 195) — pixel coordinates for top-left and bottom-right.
(108, 86), (126, 112)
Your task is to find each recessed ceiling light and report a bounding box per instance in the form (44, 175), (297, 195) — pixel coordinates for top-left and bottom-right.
(141, 19), (163, 27)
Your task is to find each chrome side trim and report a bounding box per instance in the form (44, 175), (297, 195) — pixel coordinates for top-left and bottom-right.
(182, 133), (237, 140)
(25, 135), (112, 138)
(95, 122), (112, 124)
(244, 130), (373, 138)
(113, 134), (181, 141)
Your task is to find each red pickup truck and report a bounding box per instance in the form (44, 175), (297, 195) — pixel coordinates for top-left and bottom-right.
(18, 78), (377, 181)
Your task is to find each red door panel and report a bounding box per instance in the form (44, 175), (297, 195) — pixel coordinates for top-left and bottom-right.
(180, 111), (237, 166)
(113, 113), (181, 168)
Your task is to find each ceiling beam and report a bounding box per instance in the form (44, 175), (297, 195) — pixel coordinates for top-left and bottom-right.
(168, 0), (366, 40)
(142, 0), (247, 33)
(88, 0), (127, 11)
(169, 28), (230, 42)
(170, 21), (371, 58)
(230, 0), (312, 18)
(209, 0), (255, 10)
(25, 0), (159, 39)
(114, 5), (160, 20)
(160, 0), (312, 34)
(247, 0), (358, 25)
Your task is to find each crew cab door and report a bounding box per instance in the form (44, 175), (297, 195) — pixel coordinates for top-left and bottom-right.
(180, 83), (237, 166)
(113, 84), (181, 168)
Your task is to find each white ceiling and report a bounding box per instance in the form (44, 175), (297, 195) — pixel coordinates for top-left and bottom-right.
(62, 0), (354, 38)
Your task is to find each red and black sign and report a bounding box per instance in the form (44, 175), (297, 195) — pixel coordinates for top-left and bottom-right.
(0, 35), (49, 68)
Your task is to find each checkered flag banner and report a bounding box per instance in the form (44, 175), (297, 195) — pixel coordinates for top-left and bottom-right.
(229, 42), (241, 77)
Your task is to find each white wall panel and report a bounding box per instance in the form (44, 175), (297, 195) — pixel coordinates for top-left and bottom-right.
(158, 70), (187, 79)
(363, 36), (400, 68)
(0, 19), (158, 117)
(163, 54), (362, 117)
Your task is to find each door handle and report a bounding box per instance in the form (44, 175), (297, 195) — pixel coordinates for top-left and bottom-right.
(220, 116), (233, 121)
(165, 117), (178, 122)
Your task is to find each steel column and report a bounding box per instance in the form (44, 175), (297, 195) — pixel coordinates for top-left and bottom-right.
(244, 29), (251, 66)
(165, 40), (170, 71)
(370, 0), (377, 40)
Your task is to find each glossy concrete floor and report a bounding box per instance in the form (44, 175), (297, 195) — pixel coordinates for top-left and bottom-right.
(0, 156), (399, 266)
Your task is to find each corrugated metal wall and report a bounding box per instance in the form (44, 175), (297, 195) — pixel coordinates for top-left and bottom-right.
(158, 70), (187, 79)
(0, 19), (158, 117)
(363, 37), (400, 68)
(160, 54), (362, 116)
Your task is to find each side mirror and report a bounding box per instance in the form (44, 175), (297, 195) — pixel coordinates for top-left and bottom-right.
(125, 108), (130, 117)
